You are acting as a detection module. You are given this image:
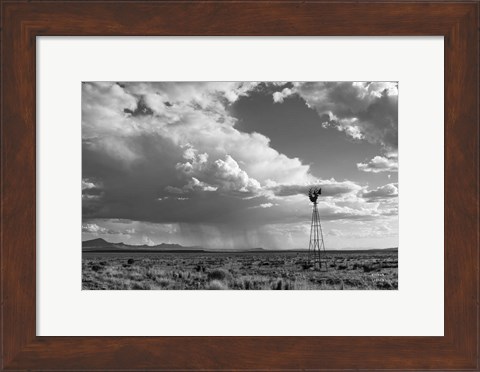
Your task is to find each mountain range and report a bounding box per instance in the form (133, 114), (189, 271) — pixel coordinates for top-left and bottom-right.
(82, 238), (267, 253)
(82, 238), (397, 253)
(82, 238), (202, 251)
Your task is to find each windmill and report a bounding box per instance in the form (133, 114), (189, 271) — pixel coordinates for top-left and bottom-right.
(307, 187), (327, 270)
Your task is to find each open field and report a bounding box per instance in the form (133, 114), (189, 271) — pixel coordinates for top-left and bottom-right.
(82, 250), (398, 290)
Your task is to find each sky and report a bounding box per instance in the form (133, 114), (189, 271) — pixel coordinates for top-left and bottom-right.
(82, 82), (398, 250)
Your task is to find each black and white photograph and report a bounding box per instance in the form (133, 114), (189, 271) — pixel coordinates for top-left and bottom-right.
(82, 82), (398, 290)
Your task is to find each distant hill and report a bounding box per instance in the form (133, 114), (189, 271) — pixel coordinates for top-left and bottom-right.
(82, 238), (114, 248)
(82, 238), (203, 252)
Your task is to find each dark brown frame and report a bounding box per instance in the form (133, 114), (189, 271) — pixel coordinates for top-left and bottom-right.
(1, 1), (478, 370)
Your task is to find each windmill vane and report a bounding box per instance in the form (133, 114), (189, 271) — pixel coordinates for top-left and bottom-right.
(308, 187), (322, 203)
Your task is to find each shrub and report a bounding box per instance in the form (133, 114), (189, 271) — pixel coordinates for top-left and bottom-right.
(273, 279), (283, 290)
(158, 278), (175, 289)
(362, 264), (375, 273)
(195, 265), (204, 272)
(301, 262), (313, 270)
(131, 282), (151, 290)
(207, 280), (228, 290)
(207, 268), (232, 282)
(127, 258), (135, 265)
(376, 280), (393, 289)
(146, 268), (165, 280)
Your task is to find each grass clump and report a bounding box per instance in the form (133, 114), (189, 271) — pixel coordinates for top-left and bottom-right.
(207, 268), (232, 282)
(207, 280), (228, 290)
(131, 281), (151, 290)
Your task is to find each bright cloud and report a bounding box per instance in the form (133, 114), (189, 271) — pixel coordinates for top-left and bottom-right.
(357, 153), (398, 173)
(272, 87), (293, 103)
(82, 223), (109, 234)
(362, 183), (399, 202)
(142, 236), (155, 246)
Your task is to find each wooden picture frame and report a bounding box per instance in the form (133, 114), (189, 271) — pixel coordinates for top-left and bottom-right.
(1, 1), (478, 370)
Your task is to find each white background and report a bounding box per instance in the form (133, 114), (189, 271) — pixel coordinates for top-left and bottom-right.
(37, 37), (444, 336)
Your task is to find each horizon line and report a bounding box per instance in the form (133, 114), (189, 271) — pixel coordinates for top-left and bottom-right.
(82, 237), (398, 251)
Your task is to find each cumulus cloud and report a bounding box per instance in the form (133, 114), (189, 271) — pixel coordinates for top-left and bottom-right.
(272, 87), (293, 103)
(173, 148), (262, 195)
(81, 178), (103, 201)
(82, 178), (98, 190)
(272, 82), (398, 150)
(357, 153), (398, 173)
(82, 223), (108, 234)
(142, 236), (155, 246)
(184, 177), (218, 192)
(362, 183), (398, 202)
(212, 155), (262, 193)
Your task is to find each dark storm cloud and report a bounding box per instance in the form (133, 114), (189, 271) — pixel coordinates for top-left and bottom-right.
(270, 180), (361, 198)
(82, 132), (185, 220)
(81, 131), (269, 226)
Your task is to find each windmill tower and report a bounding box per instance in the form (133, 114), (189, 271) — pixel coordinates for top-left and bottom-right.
(308, 187), (327, 270)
